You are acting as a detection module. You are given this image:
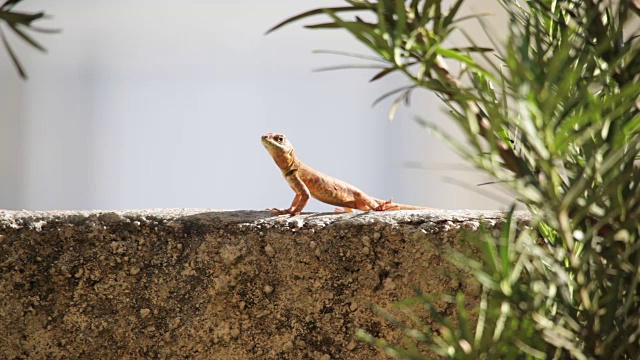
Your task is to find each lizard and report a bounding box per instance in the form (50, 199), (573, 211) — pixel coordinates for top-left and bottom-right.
(261, 132), (433, 216)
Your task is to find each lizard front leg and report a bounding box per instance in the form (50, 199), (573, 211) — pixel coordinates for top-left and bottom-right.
(268, 169), (310, 216)
(267, 193), (302, 215)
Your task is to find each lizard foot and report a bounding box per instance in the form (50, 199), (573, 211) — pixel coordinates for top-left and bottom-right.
(267, 208), (300, 216)
(267, 208), (290, 215)
(374, 198), (399, 211)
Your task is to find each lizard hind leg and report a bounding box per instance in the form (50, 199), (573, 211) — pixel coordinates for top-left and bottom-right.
(374, 198), (399, 211)
(353, 192), (384, 211)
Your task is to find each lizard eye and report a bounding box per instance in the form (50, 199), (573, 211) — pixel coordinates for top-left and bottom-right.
(276, 136), (284, 143)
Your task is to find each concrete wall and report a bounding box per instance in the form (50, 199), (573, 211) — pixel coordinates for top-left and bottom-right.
(0, 209), (529, 359)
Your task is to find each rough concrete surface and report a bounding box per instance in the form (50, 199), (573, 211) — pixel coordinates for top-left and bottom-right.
(0, 209), (530, 359)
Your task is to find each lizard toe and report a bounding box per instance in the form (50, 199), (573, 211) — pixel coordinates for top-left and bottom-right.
(267, 208), (288, 215)
(374, 198), (397, 211)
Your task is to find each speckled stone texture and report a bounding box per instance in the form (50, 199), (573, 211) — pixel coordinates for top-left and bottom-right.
(0, 209), (530, 359)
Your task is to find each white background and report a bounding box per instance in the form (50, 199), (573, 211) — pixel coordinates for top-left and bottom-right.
(0, 0), (513, 211)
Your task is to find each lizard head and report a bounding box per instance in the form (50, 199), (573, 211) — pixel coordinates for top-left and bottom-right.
(261, 133), (294, 153)
(261, 133), (296, 169)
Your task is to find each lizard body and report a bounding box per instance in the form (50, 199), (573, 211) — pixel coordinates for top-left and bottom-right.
(261, 132), (432, 215)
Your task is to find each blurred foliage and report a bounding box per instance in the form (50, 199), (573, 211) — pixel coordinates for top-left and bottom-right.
(271, 0), (640, 358)
(0, 0), (58, 79)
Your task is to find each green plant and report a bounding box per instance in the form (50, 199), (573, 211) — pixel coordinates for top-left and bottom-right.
(0, 0), (58, 79)
(270, 0), (640, 358)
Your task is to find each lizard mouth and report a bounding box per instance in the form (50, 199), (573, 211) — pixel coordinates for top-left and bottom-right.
(261, 133), (289, 153)
(260, 136), (272, 147)
(261, 133), (280, 147)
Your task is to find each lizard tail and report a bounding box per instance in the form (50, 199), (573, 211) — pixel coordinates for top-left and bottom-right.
(374, 198), (433, 211)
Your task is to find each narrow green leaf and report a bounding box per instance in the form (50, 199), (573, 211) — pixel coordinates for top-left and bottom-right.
(266, 6), (367, 34)
(435, 47), (474, 65)
(312, 49), (388, 63)
(369, 65), (398, 81)
(623, 113), (640, 136)
(325, 10), (392, 60)
(499, 206), (516, 278)
(25, 26), (62, 34)
(304, 22), (341, 29)
(419, 78), (452, 93)
(0, 0), (22, 11)
(430, 0), (442, 31)
(313, 63), (386, 72)
(7, 23), (46, 52)
(388, 89), (412, 121)
(474, 15), (506, 59)
(455, 293), (473, 343)
(457, 28), (502, 76)
(442, 0), (465, 30)
(450, 12), (493, 24)
(372, 85), (416, 107)
(394, 0), (407, 43)
(375, 1), (388, 38)
(0, 27), (26, 79)
(0, 11), (44, 25)
(449, 46), (494, 53)
(344, 0), (373, 7)
(307, 19), (377, 31)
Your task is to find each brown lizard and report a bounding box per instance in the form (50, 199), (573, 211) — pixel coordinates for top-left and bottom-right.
(261, 132), (432, 215)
